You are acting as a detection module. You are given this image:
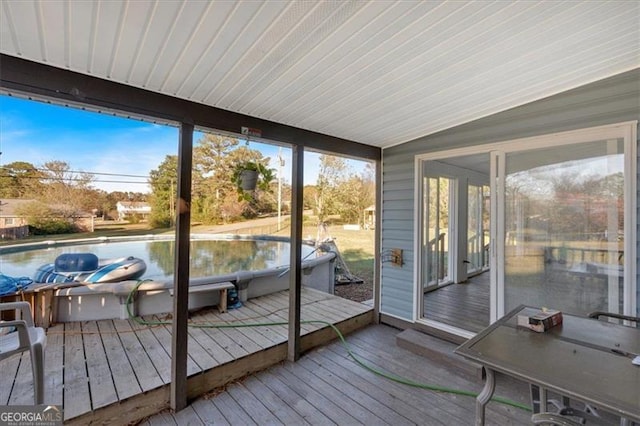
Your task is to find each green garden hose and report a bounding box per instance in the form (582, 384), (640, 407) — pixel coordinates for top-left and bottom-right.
(126, 280), (531, 412)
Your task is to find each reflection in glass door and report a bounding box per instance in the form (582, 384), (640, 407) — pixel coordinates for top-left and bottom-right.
(503, 139), (625, 316)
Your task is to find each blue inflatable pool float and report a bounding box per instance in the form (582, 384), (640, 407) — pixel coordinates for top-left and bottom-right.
(34, 253), (147, 284)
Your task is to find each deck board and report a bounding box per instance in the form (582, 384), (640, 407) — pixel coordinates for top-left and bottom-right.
(3, 288), (372, 424)
(8, 351), (32, 405)
(181, 326), (219, 372)
(257, 370), (335, 425)
(212, 391), (258, 425)
(343, 328), (482, 418)
(97, 319), (142, 401)
(147, 323), (532, 425)
(0, 349), (20, 404)
(310, 345), (437, 425)
(63, 321), (91, 419)
(223, 304), (287, 346)
(43, 323), (64, 406)
(171, 405), (204, 426)
(190, 398), (230, 426)
(112, 319), (164, 392)
(242, 375), (309, 425)
(340, 325), (529, 425)
(226, 382), (283, 425)
(180, 317), (235, 365)
(424, 272), (491, 332)
(144, 315), (201, 377)
(82, 321), (118, 409)
(281, 360), (385, 424)
(322, 341), (458, 425)
(272, 365), (362, 424)
(218, 308), (279, 349)
(190, 311), (251, 360)
(300, 349), (421, 425)
(125, 320), (172, 384)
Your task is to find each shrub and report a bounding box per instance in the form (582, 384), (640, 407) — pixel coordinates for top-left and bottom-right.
(149, 213), (172, 229)
(29, 219), (75, 235)
(127, 213), (142, 224)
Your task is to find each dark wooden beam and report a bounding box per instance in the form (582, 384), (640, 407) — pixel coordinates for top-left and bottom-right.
(288, 145), (304, 361)
(0, 54), (380, 161)
(171, 122), (193, 411)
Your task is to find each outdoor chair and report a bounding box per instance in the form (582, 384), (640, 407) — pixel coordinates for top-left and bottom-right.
(0, 301), (46, 404)
(588, 311), (639, 327)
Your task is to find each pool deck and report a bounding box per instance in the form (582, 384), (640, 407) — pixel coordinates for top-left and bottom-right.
(1, 287), (373, 424)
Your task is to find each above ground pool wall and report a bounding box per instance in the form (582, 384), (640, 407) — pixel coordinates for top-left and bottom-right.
(53, 252), (337, 322)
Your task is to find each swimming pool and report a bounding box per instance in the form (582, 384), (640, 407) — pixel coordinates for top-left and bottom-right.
(0, 234), (336, 322)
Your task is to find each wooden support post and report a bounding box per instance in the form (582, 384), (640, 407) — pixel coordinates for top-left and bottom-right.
(288, 145), (304, 362)
(218, 289), (228, 314)
(41, 289), (54, 328)
(171, 121), (193, 412)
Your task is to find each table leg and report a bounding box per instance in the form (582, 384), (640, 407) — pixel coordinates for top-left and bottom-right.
(476, 367), (496, 426)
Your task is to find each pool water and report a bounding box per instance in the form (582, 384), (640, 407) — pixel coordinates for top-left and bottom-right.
(0, 238), (318, 282)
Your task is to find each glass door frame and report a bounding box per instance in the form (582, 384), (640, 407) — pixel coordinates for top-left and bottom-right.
(414, 121), (637, 336)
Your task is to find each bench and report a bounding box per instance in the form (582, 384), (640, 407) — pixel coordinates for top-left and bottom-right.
(169, 282), (235, 313)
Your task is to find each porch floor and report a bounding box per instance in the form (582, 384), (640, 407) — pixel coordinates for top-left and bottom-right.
(1, 288), (373, 424)
(143, 323), (533, 425)
(424, 272), (490, 333)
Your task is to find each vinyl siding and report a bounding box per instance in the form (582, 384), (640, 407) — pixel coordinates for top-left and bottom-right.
(380, 68), (640, 321)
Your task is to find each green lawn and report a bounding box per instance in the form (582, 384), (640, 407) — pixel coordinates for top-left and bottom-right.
(0, 222), (170, 247)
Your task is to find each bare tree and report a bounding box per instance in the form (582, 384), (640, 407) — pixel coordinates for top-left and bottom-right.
(37, 161), (96, 217)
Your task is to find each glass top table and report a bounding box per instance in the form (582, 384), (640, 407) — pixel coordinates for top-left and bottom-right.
(455, 305), (640, 426)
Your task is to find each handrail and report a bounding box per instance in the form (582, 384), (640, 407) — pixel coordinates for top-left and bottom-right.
(427, 232), (446, 281)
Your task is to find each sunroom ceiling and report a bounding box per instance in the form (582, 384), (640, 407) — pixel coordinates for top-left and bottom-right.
(1, 1), (638, 148)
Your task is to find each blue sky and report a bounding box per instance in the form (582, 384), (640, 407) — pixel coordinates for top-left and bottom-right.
(0, 95), (369, 193)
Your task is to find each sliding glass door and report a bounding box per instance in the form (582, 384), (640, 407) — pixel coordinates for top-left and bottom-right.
(502, 139), (627, 316)
(417, 122), (636, 335)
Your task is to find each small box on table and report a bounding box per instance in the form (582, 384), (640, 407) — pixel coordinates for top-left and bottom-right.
(517, 309), (563, 332)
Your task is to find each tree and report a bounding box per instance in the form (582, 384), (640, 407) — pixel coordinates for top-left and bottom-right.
(36, 161), (96, 218)
(0, 161), (45, 198)
(312, 155), (375, 226)
(148, 155), (178, 228)
(314, 155), (347, 223)
(336, 164), (375, 225)
(192, 134), (240, 223)
(191, 134), (275, 222)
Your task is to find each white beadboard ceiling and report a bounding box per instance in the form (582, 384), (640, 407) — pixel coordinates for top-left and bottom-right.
(1, 0), (638, 149)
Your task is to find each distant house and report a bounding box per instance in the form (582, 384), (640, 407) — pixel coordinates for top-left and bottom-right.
(0, 198), (94, 238)
(116, 201), (151, 221)
(0, 198), (32, 229)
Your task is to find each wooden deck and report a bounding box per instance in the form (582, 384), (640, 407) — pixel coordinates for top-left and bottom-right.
(1, 288), (373, 424)
(142, 324), (533, 425)
(424, 272), (490, 333)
